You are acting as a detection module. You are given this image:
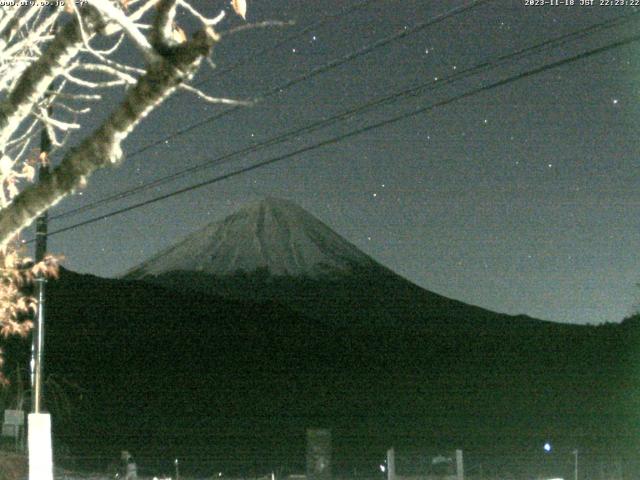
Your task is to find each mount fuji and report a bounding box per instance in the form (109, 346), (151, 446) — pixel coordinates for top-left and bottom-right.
(124, 197), (540, 330)
(126, 196), (380, 278)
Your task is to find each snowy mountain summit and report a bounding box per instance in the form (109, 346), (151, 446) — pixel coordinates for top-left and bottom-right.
(126, 197), (379, 278)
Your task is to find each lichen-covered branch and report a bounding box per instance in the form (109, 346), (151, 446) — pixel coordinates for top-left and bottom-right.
(0, 29), (217, 246)
(0, 0), (247, 369)
(0, 7), (105, 148)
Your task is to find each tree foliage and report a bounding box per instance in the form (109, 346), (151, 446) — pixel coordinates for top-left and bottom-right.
(0, 0), (247, 378)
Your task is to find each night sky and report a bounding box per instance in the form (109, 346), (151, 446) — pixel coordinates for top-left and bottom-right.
(37, 0), (640, 325)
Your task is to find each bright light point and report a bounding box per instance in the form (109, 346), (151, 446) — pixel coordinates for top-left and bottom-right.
(373, 193), (377, 197)
(544, 442), (552, 452)
(548, 163), (553, 168)
(367, 236), (371, 241)
(612, 98), (619, 105)
(425, 49), (429, 54)
(292, 48), (296, 53)
(381, 184), (386, 188)
(218, 473), (223, 477)
(434, 77), (438, 81)
(380, 465), (386, 473)
(483, 119), (488, 124)
(452, 65), (457, 70)
(312, 35), (317, 41)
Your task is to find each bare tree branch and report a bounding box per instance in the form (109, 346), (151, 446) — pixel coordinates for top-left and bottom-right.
(85, 0), (158, 62)
(0, 29), (217, 246)
(0, 6), (106, 148)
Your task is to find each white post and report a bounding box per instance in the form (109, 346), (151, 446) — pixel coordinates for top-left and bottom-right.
(28, 413), (53, 480)
(387, 448), (395, 480)
(456, 450), (464, 480)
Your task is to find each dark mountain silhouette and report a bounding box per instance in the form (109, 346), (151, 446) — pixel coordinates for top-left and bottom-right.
(13, 198), (637, 476)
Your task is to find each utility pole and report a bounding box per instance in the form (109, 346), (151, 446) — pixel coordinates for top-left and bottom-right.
(32, 125), (51, 414)
(28, 100), (54, 480)
(456, 449), (464, 480)
(386, 447), (395, 480)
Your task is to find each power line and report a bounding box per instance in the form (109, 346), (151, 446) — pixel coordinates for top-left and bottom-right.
(51, 0), (491, 220)
(50, 10), (640, 222)
(114, 0), (492, 162)
(27, 31), (640, 243)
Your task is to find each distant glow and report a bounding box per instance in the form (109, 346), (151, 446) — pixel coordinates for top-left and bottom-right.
(544, 442), (552, 452)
